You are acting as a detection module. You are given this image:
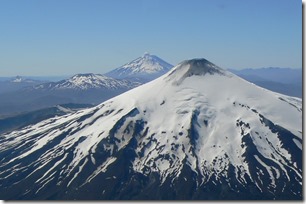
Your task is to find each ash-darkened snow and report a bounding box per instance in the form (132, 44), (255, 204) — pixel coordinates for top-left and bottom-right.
(0, 58), (302, 200)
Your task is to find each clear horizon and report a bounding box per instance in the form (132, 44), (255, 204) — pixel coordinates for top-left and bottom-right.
(0, 55), (302, 78)
(0, 61), (303, 78)
(0, 0), (302, 76)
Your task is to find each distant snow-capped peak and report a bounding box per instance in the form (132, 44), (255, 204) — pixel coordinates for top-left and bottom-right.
(120, 52), (172, 73)
(10, 76), (36, 83)
(34, 73), (141, 90)
(105, 53), (173, 81)
(11, 76), (23, 83)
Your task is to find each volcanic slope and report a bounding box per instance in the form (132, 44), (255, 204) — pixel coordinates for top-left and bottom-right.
(0, 59), (302, 200)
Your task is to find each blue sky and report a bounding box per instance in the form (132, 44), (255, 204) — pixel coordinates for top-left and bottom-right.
(0, 0), (302, 76)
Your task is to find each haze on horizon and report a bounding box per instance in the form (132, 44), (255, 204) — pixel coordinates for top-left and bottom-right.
(0, 0), (302, 76)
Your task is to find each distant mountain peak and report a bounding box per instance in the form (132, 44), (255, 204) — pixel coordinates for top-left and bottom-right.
(120, 53), (172, 73)
(72, 73), (97, 77)
(10, 76), (36, 83)
(105, 53), (173, 82)
(34, 73), (141, 90)
(142, 51), (151, 57)
(12, 75), (23, 82)
(68, 73), (108, 84)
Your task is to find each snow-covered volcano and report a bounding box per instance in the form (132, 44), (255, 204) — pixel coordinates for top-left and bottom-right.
(0, 59), (302, 200)
(105, 53), (173, 82)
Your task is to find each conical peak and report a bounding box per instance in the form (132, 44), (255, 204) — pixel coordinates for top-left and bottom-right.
(125, 53), (161, 65)
(140, 52), (161, 62)
(142, 52), (151, 58)
(165, 58), (229, 85)
(140, 52), (155, 61)
(179, 58), (224, 75)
